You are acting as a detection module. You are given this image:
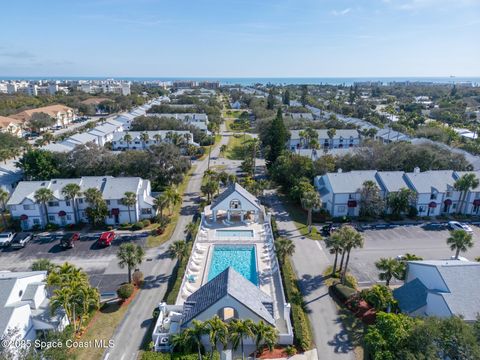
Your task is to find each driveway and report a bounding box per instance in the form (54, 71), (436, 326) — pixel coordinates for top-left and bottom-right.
(265, 192), (355, 360)
(332, 224), (480, 286)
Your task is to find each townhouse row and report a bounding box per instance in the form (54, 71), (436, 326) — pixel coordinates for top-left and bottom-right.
(314, 168), (480, 217)
(288, 129), (361, 150)
(6, 176), (157, 230)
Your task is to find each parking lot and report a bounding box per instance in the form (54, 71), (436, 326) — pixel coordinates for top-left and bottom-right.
(324, 223), (480, 286)
(0, 230), (150, 294)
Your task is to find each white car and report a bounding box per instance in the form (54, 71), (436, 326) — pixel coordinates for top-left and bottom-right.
(448, 221), (473, 233)
(0, 232), (15, 247)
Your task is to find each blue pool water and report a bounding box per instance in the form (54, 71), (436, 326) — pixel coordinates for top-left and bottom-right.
(208, 245), (257, 285)
(216, 230), (254, 238)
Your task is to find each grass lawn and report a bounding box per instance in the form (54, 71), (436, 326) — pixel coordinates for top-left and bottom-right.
(198, 134), (221, 161)
(222, 109), (244, 118)
(278, 195), (323, 240)
(225, 133), (252, 160)
(71, 300), (131, 360)
(147, 166), (195, 248)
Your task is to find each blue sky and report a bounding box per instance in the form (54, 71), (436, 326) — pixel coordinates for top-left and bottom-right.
(1, 0), (479, 77)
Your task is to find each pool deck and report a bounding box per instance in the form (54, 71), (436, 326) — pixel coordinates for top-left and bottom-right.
(176, 214), (289, 334)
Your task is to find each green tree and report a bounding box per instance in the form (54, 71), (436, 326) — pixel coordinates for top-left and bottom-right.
(121, 191), (137, 224)
(164, 185), (182, 214)
(253, 321), (278, 357)
(359, 180), (385, 218)
(333, 225), (364, 284)
(282, 89), (291, 106)
(454, 173), (479, 214)
(31, 258), (56, 273)
(300, 85), (308, 106)
(361, 285), (395, 311)
(206, 316), (229, 358)
(447, 229), (474, 259)
(395, 253), (423, 280)
(301, 190), (321, 233)
(327, 128), (336, 149)
(154, 193), (169, 220)
(201, 179), (219, 203)
(387, 188), (416, 217)
(17, 149), (60, 180)
(140, 132), (149, 149)
(275, 237), (295, 263)
(168, 240), (189, 262)
(61, 183), (82, 224)
(185, 320), (208, 360)
(266, 90), (275, 110)
(123, 132), (132, 150)
(84, 188), (108, 226)
(229, 319), (255, 360)
(0, 188), (9, 229)
(28, 112), (55, 132)
(34, 187), (54, 227)
(325, 234), (344, 276)
(375, 257), (402, 287)
(117, 243), (145, 283)
(264, 108), (289, 166)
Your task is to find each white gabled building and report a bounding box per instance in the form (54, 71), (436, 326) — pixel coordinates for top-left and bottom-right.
(111, 130), (197, 151)
(288, 129), (360, 151)
(146, 113), (210, 133)
(6, 176), (156, 230)
(393, 260), (480, 322)
(0, 271), (68, 345)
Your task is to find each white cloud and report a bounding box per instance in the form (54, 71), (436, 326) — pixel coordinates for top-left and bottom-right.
(331, 8), (352, 16)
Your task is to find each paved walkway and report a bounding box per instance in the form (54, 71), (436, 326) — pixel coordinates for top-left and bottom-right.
(265, 191), (355, 360)
(104, 128), (228, 360)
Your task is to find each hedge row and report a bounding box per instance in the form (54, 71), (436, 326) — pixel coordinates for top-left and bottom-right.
(163, 242), (192, 304)
(330, 283), (356, 303)
(142, 351), (220, 360)
(280, 256), (313, 351)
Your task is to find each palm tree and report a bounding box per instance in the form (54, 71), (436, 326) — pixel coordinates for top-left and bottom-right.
(185, 320), (207, 360)
(206, 316), (228, 358)
(335, 225), (364, 284)
(325, 234), (344, 276)
(454, 173), (479, 214)
(0, 188), (9, 229)
(375, 257), (401, 287)
(31, 258), (55, 273)
(50, 286), (75, 331)
(34, 187), (54, 227)
(123, 133), (132, 150)
(168, 240), (188, 262)
(447, 229), (474, 259)
(327, 128), (336, 149)
(117, 243), (145, 283)
(301, 190), (321, 233)
(61, 183), (82, 224)
(396, 253), (423, 280)
(154, 193), (169, 220)
(153, 133), (162, 144)
(275, 237), (295, 263)
(229, 319), (255, 360)
(201, 180), (219, 203)
(184, 132), (192, 145)
(47, 262), (87, 286)
(253, 321), (278, 358)
(140, 132), (149, 149)
(250, 138), (260, 178)
(122, 191), (137, 224)
(184, 221), (199, 241)
(164, 185), (181, 215)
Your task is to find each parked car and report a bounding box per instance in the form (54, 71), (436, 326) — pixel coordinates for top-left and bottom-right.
(10, 233), (33, 249)
(321, 223), (337, 236)
(447, 221), (473, 233)
(0, 232), (15, 247)
(60, 233), (80, 249)
(97, 231), (116, 246)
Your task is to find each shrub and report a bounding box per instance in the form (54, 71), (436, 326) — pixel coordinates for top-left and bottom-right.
(132, 270), (144, 286)
(131, 222), (145, 231)
(285, 346), (297, 357)
(331, 283), (356, 303)
(45, 223), (59, 231)
(360, 285), (396, 311)
(142, 219), (151, 227)
(117, 283), (134, 300)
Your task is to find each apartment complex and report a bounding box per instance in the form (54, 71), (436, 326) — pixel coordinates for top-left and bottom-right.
(6, 176), (156, 230)
(315, 169), (480, 217)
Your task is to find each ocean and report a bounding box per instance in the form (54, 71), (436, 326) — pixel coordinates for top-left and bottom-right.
(1, 76), (479, 86)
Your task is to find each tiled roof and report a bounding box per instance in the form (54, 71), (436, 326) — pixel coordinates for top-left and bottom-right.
(182, 267), (274, 325)
(10, 105), (74, 122)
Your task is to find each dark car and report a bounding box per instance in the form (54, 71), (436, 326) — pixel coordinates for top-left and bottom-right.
(97, 231), (116, 247)
(60, 233), (80, 249)
(321, 223), (337, 236)
(10, 233), (33, 249)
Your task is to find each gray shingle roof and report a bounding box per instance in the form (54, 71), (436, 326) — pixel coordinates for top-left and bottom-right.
(290, 129), (359, 141)
(393, 278), (428, 312)
(376, 171), (410, 193)
(182, 267), (274, 325)
(404, 170), (456, 193)
(211, 183), (261, 211)
(324, 170), (380, 193)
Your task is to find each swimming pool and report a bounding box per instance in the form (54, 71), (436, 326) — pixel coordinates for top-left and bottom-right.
(216, 230), (254, 238)
(208, 245), (257, 285)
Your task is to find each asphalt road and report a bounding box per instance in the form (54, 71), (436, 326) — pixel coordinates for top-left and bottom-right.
(104, 125), (229, 360)
(335, 223), (480, 286)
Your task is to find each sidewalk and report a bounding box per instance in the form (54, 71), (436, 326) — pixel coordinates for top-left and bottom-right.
(265, 191), (355, 360)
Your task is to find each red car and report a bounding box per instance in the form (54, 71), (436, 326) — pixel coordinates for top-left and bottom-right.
(97, 231), (116, 246)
